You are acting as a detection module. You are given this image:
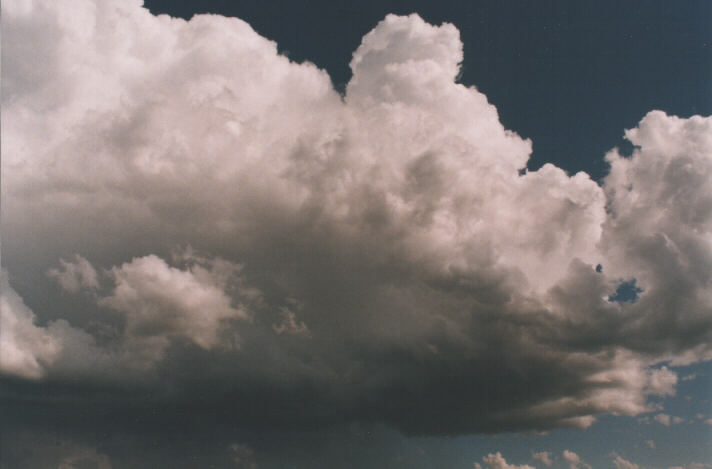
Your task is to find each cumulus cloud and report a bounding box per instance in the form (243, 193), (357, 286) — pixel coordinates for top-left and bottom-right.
(0, 270), (63, 379)
(474, 452), (535, 469)
(532, 451), (553, 467)
(653, 413), (684, 426)
(2, 0), (712, 443)
(47, 255), (99, 293)
(99, 252), (251, 354)
(562, 450), (591, 469)
(611, 453), (640, 469)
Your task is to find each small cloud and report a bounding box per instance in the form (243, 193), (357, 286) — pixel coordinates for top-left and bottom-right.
(646, 440), (655, 449)
(681, 373), (698, 381)
(47, 254), (99, 293)
(562, 450), (591, 469)
(475, 452), (535, 469)
(610, 452), (640, 469)
(668, 464), (712, 469)
(532, 451), (553, 467)
(704, 418), (712, 426)
(272, 308), (311, 338)
(654, 413), (683, 426)
(646, 366), (677, 397)
(227, 443), (257, 469)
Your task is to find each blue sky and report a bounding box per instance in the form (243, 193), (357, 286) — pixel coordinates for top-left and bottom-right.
(1, 1), (711, 468)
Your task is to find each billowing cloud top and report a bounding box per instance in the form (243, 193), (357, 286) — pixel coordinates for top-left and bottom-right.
(1, 0), (711, 437)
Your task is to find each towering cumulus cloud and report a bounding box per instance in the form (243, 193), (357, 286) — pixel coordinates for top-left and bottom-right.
(1, 0), (710, 445)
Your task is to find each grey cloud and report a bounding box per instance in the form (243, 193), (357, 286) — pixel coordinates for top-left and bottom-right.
(2, 1), (711, 462)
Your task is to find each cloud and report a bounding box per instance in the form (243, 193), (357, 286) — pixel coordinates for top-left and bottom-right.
(272, 307), (311, 338)
(646, 439), (655, 449)
(47, 255), (99, 293)
(531, 451), (553, 467)
(99, 251), (251, 354)
(653, 413), (684, 426)
(562, 450), (591, 469)
(0, 270), (63, 379)
(2, 0), (712, 443)
(668, 464), (712, 469)
(474, 452), (535, 469)
(227, 443), (257, 469)
(611, 453), (640, 469)
(1, 431), (113, 469)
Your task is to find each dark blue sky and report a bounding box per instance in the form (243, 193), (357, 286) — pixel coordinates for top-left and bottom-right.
(145, 0), (712, 181)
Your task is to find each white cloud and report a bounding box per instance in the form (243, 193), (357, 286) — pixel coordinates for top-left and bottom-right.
(0, 270), (63, 379)
(2, 0), (712, 436)
(654, 413), (671, 426)
(646, 366), (678, 396)
(611, 453), (640, 469)
(562, 450), (591, 469)
(99, 252), (249, 351)
(474, 452), (535, 469)
(532, 451), (553, 467)
(653, 413), (684, 426)
(646, 439), (655, 449)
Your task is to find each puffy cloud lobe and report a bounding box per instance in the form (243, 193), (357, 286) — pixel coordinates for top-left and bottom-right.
(474, 452), (535, 469)
(601, 111), (712, 361)
(2, 250), (252, 381)
(99, 252), (249, 352)
(0, 271), (63, 379)
(532, 451), (553, 467)
(611, 453), (640, 469)
(653, 413), (684, 426)
(47, 255), (99, 293)
(1, 0), (711, 439)
(562, 450), (591, 469)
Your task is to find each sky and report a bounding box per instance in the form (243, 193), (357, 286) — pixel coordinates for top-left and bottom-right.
(1, 1), (711, 468)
